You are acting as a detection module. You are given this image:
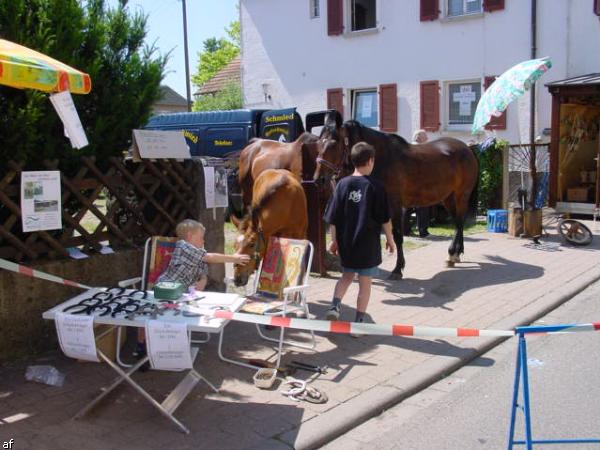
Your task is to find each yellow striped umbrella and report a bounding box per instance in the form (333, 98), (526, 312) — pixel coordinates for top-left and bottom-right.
(0, 39), (91, 94)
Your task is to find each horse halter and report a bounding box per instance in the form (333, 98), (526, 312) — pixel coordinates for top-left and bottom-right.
(316, 135), (350, 179)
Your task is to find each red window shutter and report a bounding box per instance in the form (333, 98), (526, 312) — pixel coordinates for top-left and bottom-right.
(420, 80), (439, 132)
(595, 0), (600, 16)
(379, 84), (397, 132)
(327, 88), (344, 117)
(484, 76), (507, 130)
(420, 0), (439, 21)
(483, 0), (505, 12)
(327, 0), (344, 35)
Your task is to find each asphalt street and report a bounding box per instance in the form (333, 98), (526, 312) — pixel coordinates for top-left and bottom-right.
(326, 279), (600, 450)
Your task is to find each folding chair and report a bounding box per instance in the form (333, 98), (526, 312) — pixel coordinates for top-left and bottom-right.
(116, 236), (209, 367)
(218, 236), (316, 369)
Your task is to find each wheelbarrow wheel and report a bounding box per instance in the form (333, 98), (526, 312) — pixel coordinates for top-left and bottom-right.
(558, 219), (593, 246)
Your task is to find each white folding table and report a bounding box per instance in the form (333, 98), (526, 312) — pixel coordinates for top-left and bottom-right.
(42, 288), (245, 434)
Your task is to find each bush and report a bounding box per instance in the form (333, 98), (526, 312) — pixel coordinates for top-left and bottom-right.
(475, 138), (507, 214)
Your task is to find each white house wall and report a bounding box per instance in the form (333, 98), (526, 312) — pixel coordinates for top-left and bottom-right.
(241, 0), (598, 144)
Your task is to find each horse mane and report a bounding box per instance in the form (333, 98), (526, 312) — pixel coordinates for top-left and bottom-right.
(249, 171), (290, 225)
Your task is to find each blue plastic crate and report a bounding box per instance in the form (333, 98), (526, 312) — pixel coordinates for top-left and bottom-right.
(487, 209), (508, 233)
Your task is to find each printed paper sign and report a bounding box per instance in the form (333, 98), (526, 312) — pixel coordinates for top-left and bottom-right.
(145, 320), (193, 370)
(55, 313), (99, 362)
(203, 165), (228, 209)
(21, 171), (62, 232)
(49, 91), (89, 149)
(361, 96), (373, 118)
(132, 129), (191, 161)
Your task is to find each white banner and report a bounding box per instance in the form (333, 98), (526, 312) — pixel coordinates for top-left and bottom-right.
(55, 313), (99, 362)
(145, 320), (193, 370)
(21, 170), (62, 232)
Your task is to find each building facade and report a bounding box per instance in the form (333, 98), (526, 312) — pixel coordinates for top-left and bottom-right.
(240, 0), (600, 144)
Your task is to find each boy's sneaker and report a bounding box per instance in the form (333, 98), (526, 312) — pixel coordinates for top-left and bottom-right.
(350, 318), (366, 338)
(325, 304), (341, 321)
(133, 342), (150, 372)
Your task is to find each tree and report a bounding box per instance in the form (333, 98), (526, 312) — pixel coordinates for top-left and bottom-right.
(0, 0), (168, 169)
(193, 81), (242, 112)
(192, 19), (240, 110)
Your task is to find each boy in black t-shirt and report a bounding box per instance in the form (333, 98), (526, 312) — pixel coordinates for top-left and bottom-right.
(323, 142), (395, 327)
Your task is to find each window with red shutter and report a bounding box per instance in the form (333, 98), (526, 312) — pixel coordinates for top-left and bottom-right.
(327, 0), (344, 35)
(483, 0), (505, 12)
(420, 81), (439, 132)
(484, 76), (507, 130)
(379, 84), (397, 132)
(595, 0), (600, 16)
(327, 88), (344, 117)
(420, 0), (439, 21)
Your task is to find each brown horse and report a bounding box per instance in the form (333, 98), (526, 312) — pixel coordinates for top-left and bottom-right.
(237, 132), (320, 213)
(315, 112), (478, 279)
(231, 169), (308, 286)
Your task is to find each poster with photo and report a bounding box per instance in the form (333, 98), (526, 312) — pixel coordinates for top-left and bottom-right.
(21, 171), (62, 232)
(203, 165), (228, 209)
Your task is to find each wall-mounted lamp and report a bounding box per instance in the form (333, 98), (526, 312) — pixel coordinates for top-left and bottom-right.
(261, 83), (271, 102)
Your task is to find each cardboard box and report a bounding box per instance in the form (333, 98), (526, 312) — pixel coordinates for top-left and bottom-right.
(567, 187), (590, 202)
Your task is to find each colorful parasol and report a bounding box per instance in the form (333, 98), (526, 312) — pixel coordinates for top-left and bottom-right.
(472, 57), (552, 134)
(0, 39), (91, 94)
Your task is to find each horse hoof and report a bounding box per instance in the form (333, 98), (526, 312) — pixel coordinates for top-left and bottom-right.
(388, 272), (403, 281)
(446, 260), (455, 268)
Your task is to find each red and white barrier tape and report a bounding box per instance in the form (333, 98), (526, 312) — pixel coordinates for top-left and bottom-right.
(0, 258), (92, 290)
(212, 310), (516, 338)
(7, 257), (598, 339)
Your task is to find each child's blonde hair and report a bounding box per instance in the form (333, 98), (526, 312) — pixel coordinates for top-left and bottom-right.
(175, 219), (205, 239)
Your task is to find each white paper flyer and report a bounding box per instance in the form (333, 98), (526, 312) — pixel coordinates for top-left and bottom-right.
(145, 320), (193, 371)
(55, 313), (99, 362)
(21, 170), (62, 232)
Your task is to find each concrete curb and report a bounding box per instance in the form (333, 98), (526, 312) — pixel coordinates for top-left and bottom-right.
(279, 265), (600, 450)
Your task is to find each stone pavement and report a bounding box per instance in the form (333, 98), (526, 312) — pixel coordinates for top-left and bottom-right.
(1, 223), (599, 450)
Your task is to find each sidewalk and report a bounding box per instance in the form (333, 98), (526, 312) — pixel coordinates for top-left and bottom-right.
(1, 224), (599, 450)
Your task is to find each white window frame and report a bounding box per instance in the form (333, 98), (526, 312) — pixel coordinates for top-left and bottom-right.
(309, 0), (320, 19)
(445, 0), (483, 18)
(444, 79), (482, 132)
(351, 88), (379, 129)
(345, 0), (379, 35)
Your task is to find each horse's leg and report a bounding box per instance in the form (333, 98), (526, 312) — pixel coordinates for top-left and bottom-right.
(452, 191), (471, 261)
(442, 195), (459, 267)
(390, 209), (405, 280)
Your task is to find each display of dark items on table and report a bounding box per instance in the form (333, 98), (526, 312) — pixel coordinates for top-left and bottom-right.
(60, 287), (218, 320)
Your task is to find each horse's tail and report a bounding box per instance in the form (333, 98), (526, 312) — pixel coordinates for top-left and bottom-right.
(467, 146), (480, 224)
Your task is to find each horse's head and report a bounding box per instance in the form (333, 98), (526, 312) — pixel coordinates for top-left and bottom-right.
(314, 111), (350, 184)
(231, 214), (264, 286)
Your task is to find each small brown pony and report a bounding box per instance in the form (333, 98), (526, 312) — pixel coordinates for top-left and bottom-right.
(237, 132), (321, 213)
(315, 112), (478, 279)
(231, 169), (308, 286)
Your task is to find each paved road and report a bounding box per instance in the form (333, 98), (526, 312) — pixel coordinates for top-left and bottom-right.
(326, 280), (600, 450)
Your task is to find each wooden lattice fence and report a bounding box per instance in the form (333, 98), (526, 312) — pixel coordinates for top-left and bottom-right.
(0, 157), (201, 263)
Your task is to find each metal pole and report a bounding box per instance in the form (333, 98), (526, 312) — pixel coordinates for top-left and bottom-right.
(507, 335), (522, 450)
(182, 0), (192, 112)
(529, 0), (538, 208)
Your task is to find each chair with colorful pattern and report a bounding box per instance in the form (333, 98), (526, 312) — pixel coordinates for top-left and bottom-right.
(219, 236), (315, 369)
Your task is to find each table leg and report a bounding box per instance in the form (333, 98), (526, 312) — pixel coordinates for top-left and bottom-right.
(75, 350), (190, 434)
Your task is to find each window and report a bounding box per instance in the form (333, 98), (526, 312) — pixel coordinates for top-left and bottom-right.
(447, 0), (482, 17)
(310, 0), (320, 19)
(446, 80), (481, 129)
(352, 89), (378, 127)
(350, 0), (377, 31)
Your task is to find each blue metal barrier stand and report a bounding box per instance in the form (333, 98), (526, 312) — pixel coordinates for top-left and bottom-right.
(507, 333), (523, 450)
(508, 325), (600, 448)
